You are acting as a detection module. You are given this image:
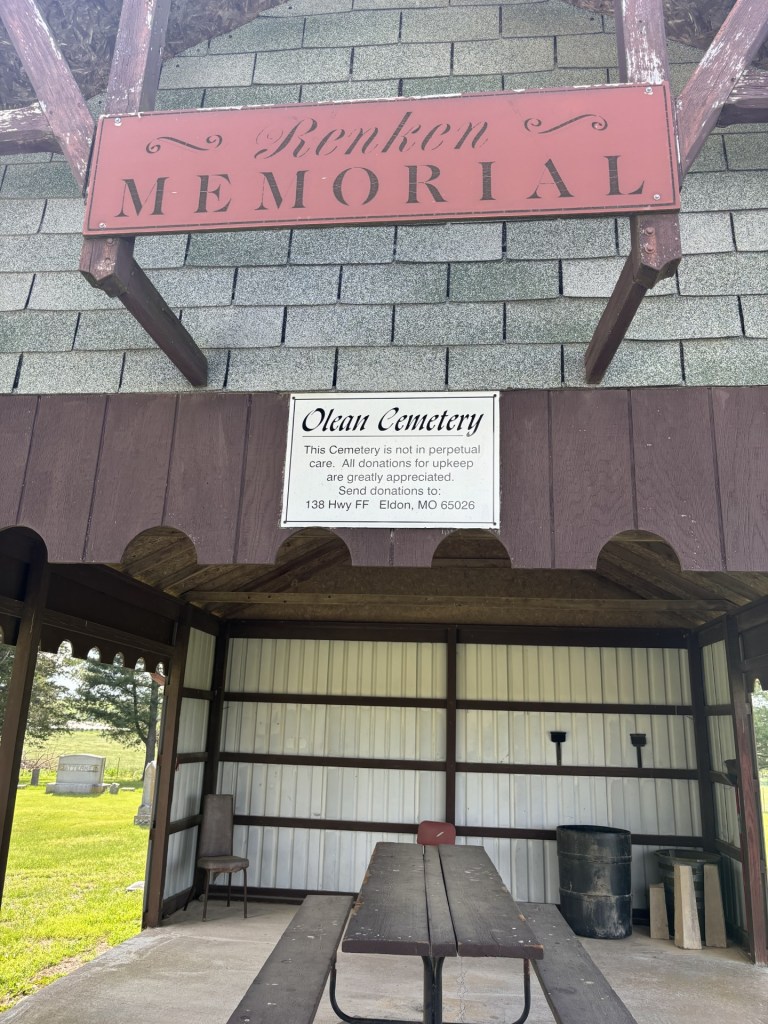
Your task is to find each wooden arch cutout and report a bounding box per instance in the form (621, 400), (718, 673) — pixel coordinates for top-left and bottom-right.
(1, 0), (767, 383)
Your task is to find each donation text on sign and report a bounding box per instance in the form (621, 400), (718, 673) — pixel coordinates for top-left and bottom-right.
(282, 393), (499, 529)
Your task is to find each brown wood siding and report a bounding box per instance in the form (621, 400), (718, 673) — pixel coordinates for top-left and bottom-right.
(551, 390), (634, 567)
(18, 395), (106, 561)
(499, 391), (552, 568)
(0, 398), (37, 531)
(632, 388), (723, 569)
(711, 389), (768, 571)
(86, 394), (176, 561)
(235, 391), (291, 564)
(1, 386), (765, 571)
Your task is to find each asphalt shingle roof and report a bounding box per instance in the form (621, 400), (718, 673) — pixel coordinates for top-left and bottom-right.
(1, 0), (766, 394)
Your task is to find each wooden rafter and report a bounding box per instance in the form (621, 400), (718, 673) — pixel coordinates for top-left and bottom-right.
(586, 0), (768, 383)
(0, 0), (93, 185)
(677, 0), (768, 175)
(0, 100), (58, 155)
(0, 0), (207, 386)
(719, 69), (768, 126)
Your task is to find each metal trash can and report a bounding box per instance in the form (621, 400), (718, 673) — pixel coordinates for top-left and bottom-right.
(557, 825), (633, 939)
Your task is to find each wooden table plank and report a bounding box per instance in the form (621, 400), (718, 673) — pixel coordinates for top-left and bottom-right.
(439, 845), (544, 960)
(424, 846), (456, 957)
(342, 843), (432, 956)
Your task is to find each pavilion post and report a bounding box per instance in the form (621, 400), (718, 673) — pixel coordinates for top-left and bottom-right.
(143, 606), (192, 928)
(0, 539), (50, 910)
(724, 617), (768, 964)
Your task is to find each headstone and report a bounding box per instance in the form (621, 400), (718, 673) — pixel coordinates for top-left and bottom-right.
(649, 883), (670, 940)
(45, 754), (106, 795)
(134, 760), (156, 826)
(674, 863), (702, 949)
(109, 782), (120, 794)
(30, 768), (40, 786)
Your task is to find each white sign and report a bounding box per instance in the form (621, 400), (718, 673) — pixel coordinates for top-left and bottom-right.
(282, 392), (499, 528)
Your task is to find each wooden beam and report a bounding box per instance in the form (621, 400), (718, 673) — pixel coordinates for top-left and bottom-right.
(143, 606), (192, 928)
(584, 0), (681, 384)
(677, 0), (768, 176)
(0, 542), (49, 910)
(183, 592), (730, 613)
(719, 69), (768, 127)
(105, 0), (172, 113)
(0, 102), (60, 156)
(79, 0), (207, 387)
(724, 617), (768, 964)
(0, 0), (93, 187)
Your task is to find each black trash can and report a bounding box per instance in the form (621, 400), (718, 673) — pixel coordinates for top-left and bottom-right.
(556, 825), (632, 939)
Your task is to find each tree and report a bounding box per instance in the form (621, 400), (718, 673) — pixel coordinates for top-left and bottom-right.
(753, 687), (768, 774)
(0, 646), (72, 743)
(71, 659), (162, 769)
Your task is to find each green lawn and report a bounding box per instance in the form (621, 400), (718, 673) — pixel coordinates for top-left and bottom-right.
(0, 786), (148, 1011)
(22, 730), (147, 785)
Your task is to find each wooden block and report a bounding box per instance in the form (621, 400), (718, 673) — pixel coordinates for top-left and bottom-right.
(704, 863), (727, 948)
(649, 883), (670, 940)
(674, 863), (702, 949)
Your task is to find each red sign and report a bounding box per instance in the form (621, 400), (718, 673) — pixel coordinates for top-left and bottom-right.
(83, 84), (679, 236)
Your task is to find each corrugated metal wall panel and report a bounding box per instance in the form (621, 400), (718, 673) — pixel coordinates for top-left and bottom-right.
(707, 714), (736, 775)
(219, 762), (444, 823)
(702, 640), (730, 706)
(184, 628), (216, 691)
(713, 783), (740, 846)
(176, 698), (209, 755)
(164, 827), (197, 899)
(170, 761), (205, 822)
(458, 710), (695, 769)
(456, 775), (700, 841)
(162, 628), (217, 905)
(221, 702), (445, 760)
(227, 637), (446, 698)
(222, 635), (699, 905)
(458, 645), (690, 703)
(243, 827), (414, 892)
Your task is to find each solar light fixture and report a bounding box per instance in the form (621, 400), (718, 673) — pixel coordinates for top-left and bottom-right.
(630, 732), (647, 768)
(550, 730), (567, 766)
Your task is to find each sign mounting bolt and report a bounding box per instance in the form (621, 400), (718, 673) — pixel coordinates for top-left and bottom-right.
(645, 87), (653, 95)
(114, 117), (122, 126)
(653, 194), (661, 200)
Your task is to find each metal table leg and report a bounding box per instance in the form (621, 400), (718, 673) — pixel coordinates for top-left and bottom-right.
(330, 955), (530, 1024)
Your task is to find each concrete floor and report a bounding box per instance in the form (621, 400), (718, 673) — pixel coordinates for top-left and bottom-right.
(4, 899), (767, 1024)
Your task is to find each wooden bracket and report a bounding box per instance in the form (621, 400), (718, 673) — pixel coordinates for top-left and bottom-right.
(0, 0), (207, 386)
(79, 0), (208, 386)
(80, 238), (208, 386)
(587, 0), (768, 383)
(585, 0), (681, 384)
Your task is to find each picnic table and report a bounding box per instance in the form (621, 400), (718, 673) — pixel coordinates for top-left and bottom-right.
(329, 841), (544, 1024)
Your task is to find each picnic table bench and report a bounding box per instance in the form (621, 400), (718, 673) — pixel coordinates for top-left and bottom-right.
(225, 894), (354, 1024)
(520, 902), (638, 1024)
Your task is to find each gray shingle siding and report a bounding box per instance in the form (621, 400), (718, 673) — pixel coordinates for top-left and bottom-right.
(1, 0), (766, 394)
